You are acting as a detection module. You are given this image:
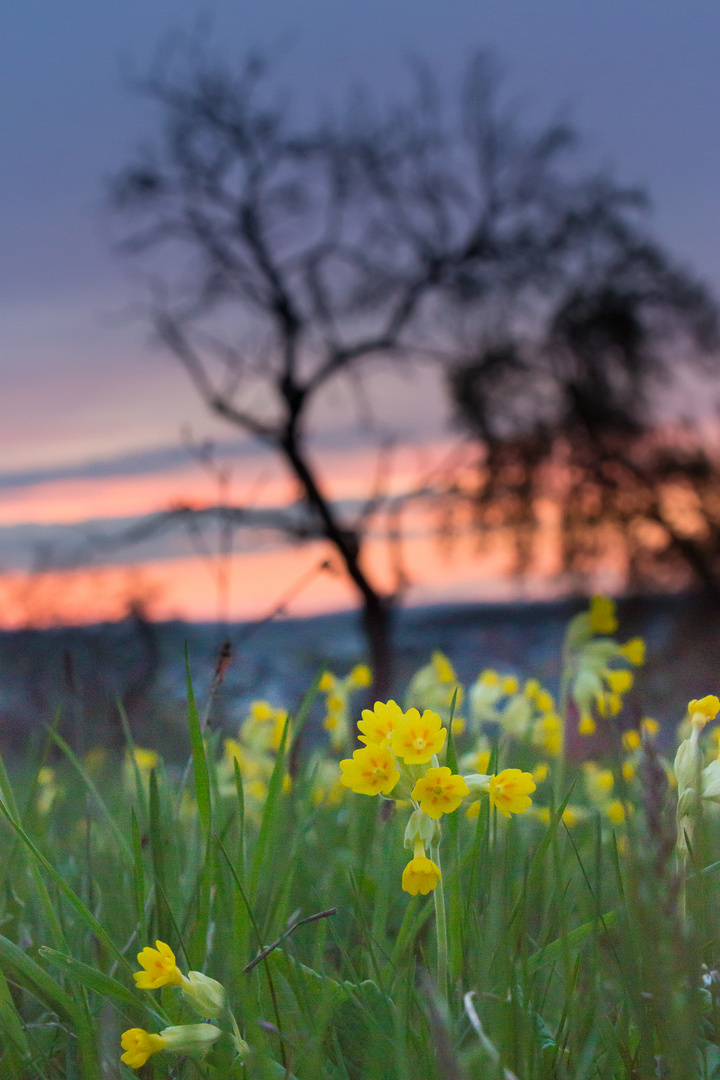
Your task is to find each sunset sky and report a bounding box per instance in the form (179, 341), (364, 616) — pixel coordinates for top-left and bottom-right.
(1, 1), (719, 626)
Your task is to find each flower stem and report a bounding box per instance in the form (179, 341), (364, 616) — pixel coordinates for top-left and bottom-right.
(431, 840), (449, 995)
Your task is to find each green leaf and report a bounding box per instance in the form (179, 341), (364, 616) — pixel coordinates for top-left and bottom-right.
(527, 910), (617, 974)
(39, 947), (144, 1010)
(185, 647), (212, 838)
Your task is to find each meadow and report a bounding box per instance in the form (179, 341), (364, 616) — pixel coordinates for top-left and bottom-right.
(1, 597), (720, 1079)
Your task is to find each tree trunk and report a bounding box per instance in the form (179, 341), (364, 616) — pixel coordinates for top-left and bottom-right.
(280, 429), (395, 695)
(361, 591), (394, 701)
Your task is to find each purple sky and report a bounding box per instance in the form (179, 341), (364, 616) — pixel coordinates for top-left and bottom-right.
(1, 0), (719, 476)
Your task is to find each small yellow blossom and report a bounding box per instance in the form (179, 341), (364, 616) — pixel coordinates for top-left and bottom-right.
(488, 769), (536, 818)
(412, 767), (469, 819)
(339, 744), (400, 796)
(121, 1028), (166, 1069)
(605, 799), (627, 825)
(250, 700), (273, 723)
(620, 637), (645, 665)
(532, 763), (549, 784)
(472, 748), (491, 773)
(584, 764), (614, 804)
(319, 671), (335, 692)
(134, 941), (184, 989)
(358, 700), (404, 746)
(689, 696), (720, 728)
(451, 717), (466, 736)
(533, 713), (563, 756)
(502, 676), (519, 695)
(348, 663), (372, 687)
(622, 730), (641, 752)
(607, 669), (633, 695)
(562, 806), (581, 828)
(131, 747), (159, 772)
(599, 691), (623, 717)
(578, 713), (596, 736)
(402, 853), (442, 895)
(590, 595), (618, 635)
(622, 761), (636, 782)
(536, 689), (555, 713)
(326, 694), (344, 714)
(431, 651), (456, 684)
(641, 717), (659, 737)
(271, 710), (289, 750)
(391, 708), (446, 765)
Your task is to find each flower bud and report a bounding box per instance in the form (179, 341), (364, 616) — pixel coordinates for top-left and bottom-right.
(674, 736), (702, 803)
(462, 773), (492, 800)
(159, 1024), (221, 1056)
(181, 971), (226, 1019)
(403, 809), (439, 850)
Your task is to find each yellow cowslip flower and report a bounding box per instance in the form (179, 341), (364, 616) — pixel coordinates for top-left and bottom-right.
(584, 764), (614, 804)
(451, 717), (466, 736)
(562, 806), (581, 828)
(620, 637), (645, 665)
(622, 761), (636, 782)
(134, 941), (184, 989)
(502, 676), (519, 695)
(339, 744), (399, 796)
(250, 700), (273, 723)
(606, 669), (633, 695)
(122, 1024), (220, 1067)
(323, 712), (340, 732)
(605, 799), (627, 825)
(641, 717), (659, 737)
(532, 763), (548, 784)
(271, 709), (289, 750)
(536, 689), (554, 713)
(358, 699), (404, 746)
(348, 663), (372, 688)
(391, 708), (446, 765)
(689, 696), (720, 728)
(524, 678), (541, 701)
(597, 691), (622, 718)
(431, 651), (456, 684)
(319, 671), (335, 692)
(533, 713), (563, 756)
(472, 748), (491, 773)
(578, 713), (596, 736)
(326, 694), (344, 714)
(131, 747), (159, 772)
(590, 595), (618, 635)
(622, 729), (641, 752)
(121, 1028), (167, 1069)
(411, 767), (469, 819)
(488, 769), (536, 818)
(402, 842), (442, 896)
(248, 779), (268, 802)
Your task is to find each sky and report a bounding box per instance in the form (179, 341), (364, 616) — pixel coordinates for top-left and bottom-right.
(1, 1), (719, 625)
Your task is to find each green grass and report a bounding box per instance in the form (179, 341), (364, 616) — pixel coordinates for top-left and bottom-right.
(1, 634), (720, 1078)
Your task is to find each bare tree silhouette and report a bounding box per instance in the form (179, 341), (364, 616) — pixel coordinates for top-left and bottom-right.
(110, 44), (718, 684)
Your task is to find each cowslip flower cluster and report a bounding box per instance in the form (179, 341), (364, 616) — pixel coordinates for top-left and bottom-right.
(320, 664), (372, 751)
(468, 671), (563, 756)
(217, 699), (291, 820)
(120, 940), (227, 1069)
(340, 700), (535, 894)
(406, 651), (465, 730)
(563, 596), (645, 735)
